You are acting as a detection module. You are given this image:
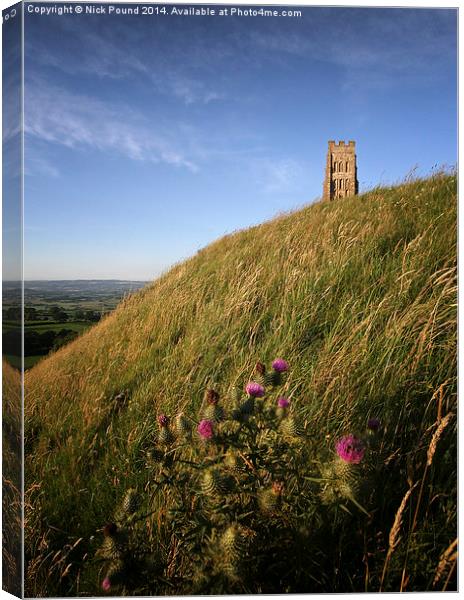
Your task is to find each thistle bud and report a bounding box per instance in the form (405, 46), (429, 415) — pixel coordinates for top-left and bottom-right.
(254, 361), (267, 387)
(205, 388), (220, 405)
(224, 450), (246, 472)
(220, 524), (247, 563)
(333, 455), (361, 496)
(175, 413), (192, 436)
(122, 489), (139, 515)
(100, 534), (122, 561)
(203, 403), (225, 423)
(158, 425), (175, 446)
(276, 397), (290, 418)
(201, 468), (233, 497)
(280, 415), (304, 438)
(158, 414), (169, 427)
(255, 361), (266, 376)
(258, 483), (283, 514)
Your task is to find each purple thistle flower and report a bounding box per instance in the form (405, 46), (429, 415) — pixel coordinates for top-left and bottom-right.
(197, 419), (214, 440)
(277, 397), (290, 409)
(272, 358), (289, 373)
(245, 381), (265, 398)
(335, 434), (366, 464)
(102, 577), (111, 592)
(158, 414), (169, 428)
(367, 417), (381, 431)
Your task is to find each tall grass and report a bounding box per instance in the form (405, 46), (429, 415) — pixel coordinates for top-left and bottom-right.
(24, 171), (456, 595)
(3, 360), (22, 597)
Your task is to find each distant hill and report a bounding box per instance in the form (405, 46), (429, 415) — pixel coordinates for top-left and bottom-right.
(24, 172), (457, 595)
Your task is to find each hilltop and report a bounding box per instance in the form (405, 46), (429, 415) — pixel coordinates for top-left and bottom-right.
(24, 172), (457, 595)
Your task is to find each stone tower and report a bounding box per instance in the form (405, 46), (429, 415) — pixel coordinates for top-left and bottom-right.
(323, 140), (359, 201)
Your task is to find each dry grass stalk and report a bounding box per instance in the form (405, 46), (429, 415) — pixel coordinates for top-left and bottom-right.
(433, 537), (457, 587)
(427, 412), (453, 466)
(388, 484), (417, 551)
(380, 483), (418, 591)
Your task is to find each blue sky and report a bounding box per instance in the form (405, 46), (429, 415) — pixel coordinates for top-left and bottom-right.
(20, 4), (457, 280)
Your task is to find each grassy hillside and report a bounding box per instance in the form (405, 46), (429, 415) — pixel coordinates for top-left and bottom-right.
(3, 360), (22, 597)
(25, 172), (457, 595)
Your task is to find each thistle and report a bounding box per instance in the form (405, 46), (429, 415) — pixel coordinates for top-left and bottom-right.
(99, 523), (123, 561)
(224, 449), (246, 472)
(122, 488), (139, 515)
(280, 414), (304, 438)
(102, 558), (124, 591)
(157, 414), (175, 446)
(330, 435), (367, 499)
(276, 396), (290, 419)
(228, 386), (247, 420)
(115, 489), (140, 524)
(333, 462), (361, 499)
(245, 381), (265, 398)
(175, 412), (192, 436)
(335, 434), (365, 464)
(220, 523), (249, 579)
(258, 482), (283, 514)
(98, 537), (121, 560)
(254, 361), (267, 388)
(197, 419), (214, 440)
(201, 468), (233, 497)
(267, 358), (289, 386)
(202, 388), (225, 422)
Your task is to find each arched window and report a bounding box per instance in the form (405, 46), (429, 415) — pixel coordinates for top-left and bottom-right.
(339, 161), (343, 172)
(346, 161), (349, 172)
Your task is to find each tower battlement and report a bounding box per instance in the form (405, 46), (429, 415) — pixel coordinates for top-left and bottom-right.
(328, 140), (355, 148)
(323, 140), (358, 201)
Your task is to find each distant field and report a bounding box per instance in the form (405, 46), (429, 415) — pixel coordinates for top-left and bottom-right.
(25, 321), (91, 333)
(3, 321), (92, 332)
(3, 280), (147, 370)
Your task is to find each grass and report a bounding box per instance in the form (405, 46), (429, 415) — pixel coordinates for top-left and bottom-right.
(2, 360), (22, 597)
(24, 172), (457, 595)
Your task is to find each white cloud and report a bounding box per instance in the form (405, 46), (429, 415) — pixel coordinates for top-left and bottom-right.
(251, 158), (308, 194)
(24, 79), (199, 171)
(27, 24), (225, 107)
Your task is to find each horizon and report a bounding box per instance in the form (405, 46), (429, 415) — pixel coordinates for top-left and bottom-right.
(4, 4), (457, 279)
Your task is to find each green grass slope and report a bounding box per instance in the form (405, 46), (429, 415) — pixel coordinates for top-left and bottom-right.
(25, 172), (457, 595)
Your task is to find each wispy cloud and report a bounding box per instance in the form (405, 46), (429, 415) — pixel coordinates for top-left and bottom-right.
(25, 78), (199, 171)
(250, 158), (309, 194)
(26, 21), (226, 106)
(243, 8), (456, 91)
